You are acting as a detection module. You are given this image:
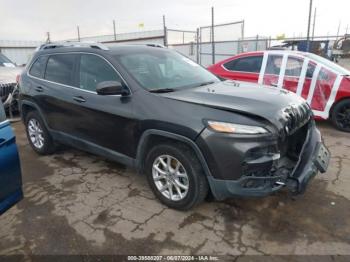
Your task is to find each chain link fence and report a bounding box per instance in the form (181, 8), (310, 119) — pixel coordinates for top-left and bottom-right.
(167, 20), (269, 67)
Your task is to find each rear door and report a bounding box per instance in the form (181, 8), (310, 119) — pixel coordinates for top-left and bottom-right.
(0, 101), (22, 214)
(220, 55), (263, 82)
(309, 66), (338, 112)
(41, 53), (80, 133)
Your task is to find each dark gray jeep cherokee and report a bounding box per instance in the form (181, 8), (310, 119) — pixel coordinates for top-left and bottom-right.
(18, 42), (330, 210)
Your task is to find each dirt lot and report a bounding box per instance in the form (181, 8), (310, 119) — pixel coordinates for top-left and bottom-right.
(0, 121), (350, 259)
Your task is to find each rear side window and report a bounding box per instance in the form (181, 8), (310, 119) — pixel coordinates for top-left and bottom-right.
(223, 56), (263, 73)
(306, 62), (316, 78)
(265, 55), (283, 75)
(29, 56), (47, 78)
(285, 57), (303, 77)
(0, 102), (5, 122)
(45, 54), (77, 86)
(79, 54), (121, 92)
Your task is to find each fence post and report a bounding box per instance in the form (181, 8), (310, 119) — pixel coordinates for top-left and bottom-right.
(113, 20), (117, 41)
(77, 26), (81, 41)
(163, 15), (167, 47)
(196, 28), (200, 64)
(211, 7), (215, 65)
(46, 32), (51, 43)
(241, 20), (245, 40)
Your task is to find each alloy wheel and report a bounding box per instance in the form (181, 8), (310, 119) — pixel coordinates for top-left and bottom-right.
(335, 104), (350, 131)
(152, 155), (189, 201)
(28, 119), (45, 149)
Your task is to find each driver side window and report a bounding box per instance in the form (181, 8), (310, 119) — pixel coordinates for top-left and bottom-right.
(79, 54), (121, 92)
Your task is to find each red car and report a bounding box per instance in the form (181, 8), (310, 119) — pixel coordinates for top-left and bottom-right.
(208, 51), (350, 132)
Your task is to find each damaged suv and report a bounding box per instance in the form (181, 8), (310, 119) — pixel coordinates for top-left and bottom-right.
(18, 43), (330, 210)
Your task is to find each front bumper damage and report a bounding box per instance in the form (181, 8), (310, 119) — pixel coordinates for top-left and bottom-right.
(202, 121), (330, 200)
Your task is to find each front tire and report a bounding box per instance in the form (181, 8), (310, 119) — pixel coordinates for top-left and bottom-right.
(25, 111), (56, 155)
(145, 143), (209, 210)
(331, 99), (350, 132)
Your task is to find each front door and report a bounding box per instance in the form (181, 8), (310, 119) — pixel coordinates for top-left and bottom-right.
(221, 55), (262, 83)
(0, 102), (22, 214)
(68, 53), (136, 158)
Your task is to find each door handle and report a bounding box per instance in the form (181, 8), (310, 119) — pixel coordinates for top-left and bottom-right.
(35, 86), (44, 92)
(73, 96), (86, 103)
(271, 82), (278, 87)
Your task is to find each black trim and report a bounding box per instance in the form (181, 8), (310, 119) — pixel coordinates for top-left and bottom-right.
(51, 130), (134, 167)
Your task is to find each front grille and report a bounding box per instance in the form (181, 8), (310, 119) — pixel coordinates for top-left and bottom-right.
(283, 103), (311, 135)
(0, 82), (16, 102)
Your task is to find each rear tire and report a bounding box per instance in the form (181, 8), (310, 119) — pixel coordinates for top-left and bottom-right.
(25, 111), (56, 155)
(330, 99), (350, 132)
(145, 143), (208, 210)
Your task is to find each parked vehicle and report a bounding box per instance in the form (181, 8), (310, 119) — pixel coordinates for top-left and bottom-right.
(270, 40), (331, 58)
(19, 42), (330, 210)
(0, 100), (23, 215)
(207, 51), (350, 132)
(0, 53), (22, 113)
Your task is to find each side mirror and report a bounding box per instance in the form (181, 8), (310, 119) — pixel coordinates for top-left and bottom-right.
(96, 81), (129, 96)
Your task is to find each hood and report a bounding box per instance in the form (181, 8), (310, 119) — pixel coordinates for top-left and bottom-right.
(161, 81), (311, 133)
(0, 67), (23, 85)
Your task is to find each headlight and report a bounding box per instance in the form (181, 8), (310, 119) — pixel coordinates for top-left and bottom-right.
(207, 121), (268, 134)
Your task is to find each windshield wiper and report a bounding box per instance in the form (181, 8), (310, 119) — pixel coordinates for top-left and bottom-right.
(149, 88), (176, 93)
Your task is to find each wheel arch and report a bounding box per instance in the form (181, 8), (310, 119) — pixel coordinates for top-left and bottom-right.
(329, 96), (350, 117)
(135, 129), (212, 178)
(20, 101), (49, 129)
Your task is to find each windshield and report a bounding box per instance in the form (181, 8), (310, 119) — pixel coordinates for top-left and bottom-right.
(114, 49), (219, 91)
(0, 53), (15, 67)
(304, 53), (350, 75)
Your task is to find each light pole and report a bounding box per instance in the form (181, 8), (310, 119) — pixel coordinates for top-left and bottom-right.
(306, 0), (313, 52)
(211, 6), (215, 65)
(312, 8), (317, 40)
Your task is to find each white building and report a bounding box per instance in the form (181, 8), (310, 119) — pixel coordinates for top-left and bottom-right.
(0, 40), (44, 65)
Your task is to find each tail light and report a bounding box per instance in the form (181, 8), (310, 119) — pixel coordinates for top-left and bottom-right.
(16, 74), (20, 84)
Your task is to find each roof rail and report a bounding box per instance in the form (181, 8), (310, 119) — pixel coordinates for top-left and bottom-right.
(145, 43), (165, 48)
(36, 41), (109, 51)
(128, 43), (165, 48)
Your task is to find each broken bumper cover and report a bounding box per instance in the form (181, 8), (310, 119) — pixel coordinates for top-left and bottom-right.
(207, 123), (330, 200)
